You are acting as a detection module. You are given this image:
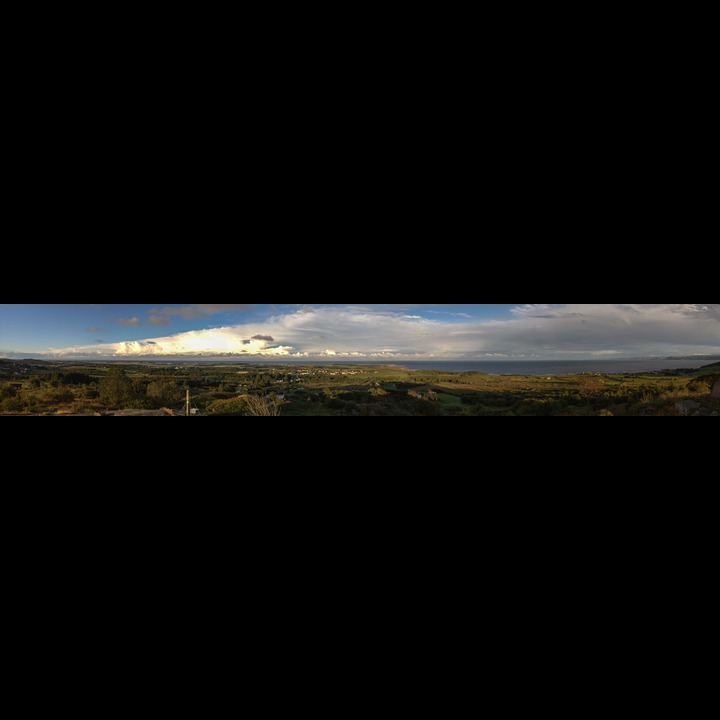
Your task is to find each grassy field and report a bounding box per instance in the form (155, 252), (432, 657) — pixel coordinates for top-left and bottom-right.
(1, 359), (718, 416)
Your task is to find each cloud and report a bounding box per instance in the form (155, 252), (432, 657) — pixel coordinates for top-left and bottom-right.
(48, 304), (720, 360)
(148, 316), (171, 326)
(117, 317), (143, 327)
(149, 304), (252, 319)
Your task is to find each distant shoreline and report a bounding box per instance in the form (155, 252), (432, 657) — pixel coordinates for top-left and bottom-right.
(391, 358), (720, 375)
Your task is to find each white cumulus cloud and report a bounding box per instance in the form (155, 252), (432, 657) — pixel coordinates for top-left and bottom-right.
(48, 304), (720, 359)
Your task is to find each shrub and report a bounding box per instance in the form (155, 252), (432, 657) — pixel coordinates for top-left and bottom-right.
(52, 388), (75, 404)
(1, 396), (26, 412)
(0, 385), (18, 400)
(206, 398), (249, 416)
(244, 395), (282, 417)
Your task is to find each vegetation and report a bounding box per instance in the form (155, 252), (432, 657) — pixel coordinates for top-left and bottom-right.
(0, 358), (718, 416)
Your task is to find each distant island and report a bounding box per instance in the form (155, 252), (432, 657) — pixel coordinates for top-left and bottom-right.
(1, 358), (719, 416)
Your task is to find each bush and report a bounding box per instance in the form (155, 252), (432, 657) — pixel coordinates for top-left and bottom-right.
(244, 395), (282, 417)
(206, 398), (248, 416)
(51, 388), (75, 404)
(688, 378), (711, 394)
(1, 396), (26, 412)
(0, 385), (18, 400)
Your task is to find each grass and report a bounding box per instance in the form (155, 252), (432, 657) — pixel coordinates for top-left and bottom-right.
(434, 392), (463, 406)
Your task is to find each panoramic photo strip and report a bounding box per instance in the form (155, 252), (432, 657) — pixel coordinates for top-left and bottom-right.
(1, 304), (718, 416)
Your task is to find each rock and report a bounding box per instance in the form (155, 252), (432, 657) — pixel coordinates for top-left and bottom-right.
(676, 400), (701, 416)
(712, 380), (720, 399)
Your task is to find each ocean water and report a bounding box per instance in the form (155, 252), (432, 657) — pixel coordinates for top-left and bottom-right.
(392, 358), (720, 375)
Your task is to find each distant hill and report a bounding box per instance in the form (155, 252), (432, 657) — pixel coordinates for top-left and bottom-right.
(0, 358), (54, 365)
(696, 361), (720, 379)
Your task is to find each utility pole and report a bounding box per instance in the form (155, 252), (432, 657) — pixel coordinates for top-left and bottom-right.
(186, 389), (191, 417)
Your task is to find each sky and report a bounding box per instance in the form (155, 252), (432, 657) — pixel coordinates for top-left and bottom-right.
(0, 303), (718, 361)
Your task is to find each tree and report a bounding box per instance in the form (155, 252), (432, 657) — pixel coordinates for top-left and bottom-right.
(100, 367), (134, 407)
(147, 379), (180, 405)
(244, 395), (282, 416)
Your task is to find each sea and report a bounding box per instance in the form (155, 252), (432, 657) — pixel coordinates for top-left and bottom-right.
(389, 358), (720, 375)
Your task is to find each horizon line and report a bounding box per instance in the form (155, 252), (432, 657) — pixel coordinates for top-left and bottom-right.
(4, 355), (720, 364)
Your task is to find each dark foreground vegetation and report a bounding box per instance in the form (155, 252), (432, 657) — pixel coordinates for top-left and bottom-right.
(1, 359), (718, 416)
